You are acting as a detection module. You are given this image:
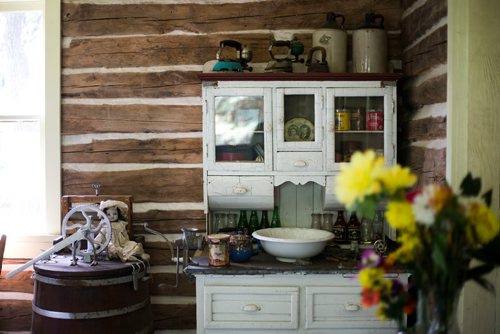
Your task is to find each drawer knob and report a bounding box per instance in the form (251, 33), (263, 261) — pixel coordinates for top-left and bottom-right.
(242, 304), (261, 312)
(344, 303), (361, 312)
(293, 160), (307, 167)
(233, 186), (248, 194)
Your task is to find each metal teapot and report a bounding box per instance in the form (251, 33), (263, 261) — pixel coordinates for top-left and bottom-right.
(305, 47), (329, 73)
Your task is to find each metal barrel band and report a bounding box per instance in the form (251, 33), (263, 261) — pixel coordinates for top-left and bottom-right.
(32, 299), (149, 319)
(34, 271), (145, 287)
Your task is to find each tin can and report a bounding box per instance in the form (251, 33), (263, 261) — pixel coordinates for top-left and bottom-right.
(207, 234), (230, 267)
(335, 109), (351, 131)
(367, 110), (384, 130)
(350, 108), (365, 130)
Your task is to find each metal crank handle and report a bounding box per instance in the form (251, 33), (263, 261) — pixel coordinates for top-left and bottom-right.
(6, 229), (85, 279)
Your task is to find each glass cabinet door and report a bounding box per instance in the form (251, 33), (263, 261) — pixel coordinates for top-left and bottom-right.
(326, 87), (395, 171)
(206, 88), (272, 171)
(275, 88), (323, 151)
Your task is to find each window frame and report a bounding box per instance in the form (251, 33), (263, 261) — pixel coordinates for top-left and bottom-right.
(1, 0), (61, 258)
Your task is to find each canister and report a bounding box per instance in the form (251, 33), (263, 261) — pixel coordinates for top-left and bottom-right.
(207, 234), (230, 266)
(367, 110), (384, 130)
(352, 12), (387, 73)
(350, 108), (366, 130)
(229, 234), (253, 262)
(335, 109), (350, 131)
(312, 12), (347, 72)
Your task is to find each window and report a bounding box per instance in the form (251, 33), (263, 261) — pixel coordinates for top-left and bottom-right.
(0, 1), (60, 257)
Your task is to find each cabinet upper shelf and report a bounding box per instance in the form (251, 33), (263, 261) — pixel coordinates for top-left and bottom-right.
(198, 72), (403, 82)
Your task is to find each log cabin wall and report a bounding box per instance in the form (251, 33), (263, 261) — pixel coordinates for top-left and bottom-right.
(399, 0), (447, 186)
(0, 0), (402, 332)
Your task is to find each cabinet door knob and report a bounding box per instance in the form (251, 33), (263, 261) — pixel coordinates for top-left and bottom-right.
(344, 303), (361, 312)
(233, 186), (248, 194)
(293, 160), (307, 167)
(242, 304), (261, 312)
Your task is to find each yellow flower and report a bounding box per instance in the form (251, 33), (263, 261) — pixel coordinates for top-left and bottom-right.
(390, 232), (420, 263)
(378, 164), (417, 195)
(462, 198), (500, 244)
(359, 267), (387, 290)
(335, 150), (385, 209)
(385, 201), (416, 232)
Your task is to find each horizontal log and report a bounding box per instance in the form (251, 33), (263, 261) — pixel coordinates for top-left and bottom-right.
(62, 168), (203, 203)
(399, 146), (446, 187)
(401, 73), (447, 108)
(134, 210), (206, 234)
(0, 271), (33, 293)
(62, 71), (201, 99)
(402, 26), (447, 76)
(63, 33), (274, 68)
(62, 137), (202, 164)
(149, 272), (196, 297)
(62, 0), (401, 37)
(402, 116), (447, 143)
(62, 104), (202, 135)
(0, 299), (32, 332)
(401, 0), (447, 47)
(151, 303), (196, 330)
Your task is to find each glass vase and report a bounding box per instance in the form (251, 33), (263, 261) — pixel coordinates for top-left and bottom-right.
(424, 287), (461, 334)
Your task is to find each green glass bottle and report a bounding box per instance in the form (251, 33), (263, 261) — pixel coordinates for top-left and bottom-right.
(248, 210), (259, 235)
(260, 210), (270, 229)
(237, 210), (249, 235)
(270, 207), (281, 228)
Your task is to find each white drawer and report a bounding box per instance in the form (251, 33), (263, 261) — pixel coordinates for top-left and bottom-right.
(276, 152), (323, 172)
(207, 176), (274, 209)
(204, 286), (299, 329)
(305, 286), (397, 329)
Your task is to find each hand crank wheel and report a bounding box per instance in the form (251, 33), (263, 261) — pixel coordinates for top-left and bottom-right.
(61, 204), (112, 256)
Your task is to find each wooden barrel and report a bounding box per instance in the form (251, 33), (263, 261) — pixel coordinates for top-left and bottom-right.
(31, 256), (153, 334)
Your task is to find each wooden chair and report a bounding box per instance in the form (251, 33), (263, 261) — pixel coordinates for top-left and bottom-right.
(61, 195), (134, 240)
(0, 234), (6, 275)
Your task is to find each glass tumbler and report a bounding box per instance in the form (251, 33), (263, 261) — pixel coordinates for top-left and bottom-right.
(311, 213), (322, 229)
(322, 213), (334, 231)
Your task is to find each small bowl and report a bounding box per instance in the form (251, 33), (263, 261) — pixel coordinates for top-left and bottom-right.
(229, 234), (253, 263)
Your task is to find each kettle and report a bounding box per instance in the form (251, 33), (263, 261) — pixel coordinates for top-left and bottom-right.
(352, 12), (387, 73)
(312, 12), (347, 72)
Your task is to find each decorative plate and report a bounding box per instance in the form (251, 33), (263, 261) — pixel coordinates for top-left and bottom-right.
(284, 118), (315, 142)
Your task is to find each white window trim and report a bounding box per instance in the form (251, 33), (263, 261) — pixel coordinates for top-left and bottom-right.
(3, 0), (61, 258)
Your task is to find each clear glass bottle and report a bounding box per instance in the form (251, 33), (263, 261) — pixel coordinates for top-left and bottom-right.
(248, 210), (259, 235)
(360, 217), (373, 244)
(237, 210), (249, 235)
(226, 213), (238, 229)
(372, 210), (384, 241)
(332, 210), (347, 244)
(270, 206), (281, 228)
(322, 213), (334, 231)
(260, 210), (270, 229)
(311, 213), (322, 229)
(347, 212), (361, 242)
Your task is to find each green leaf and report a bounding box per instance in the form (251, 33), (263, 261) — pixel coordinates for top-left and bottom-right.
(468, 235), (500, 265)
(466, 264), (495, 283)
(432, 236), (448, 274)
(355, 198), (378, 221)
(471, 276), (495, 294)
(460, 172), (481, 197)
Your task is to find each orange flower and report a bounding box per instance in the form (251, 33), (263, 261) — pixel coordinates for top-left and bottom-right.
(361, 288), (380, 307)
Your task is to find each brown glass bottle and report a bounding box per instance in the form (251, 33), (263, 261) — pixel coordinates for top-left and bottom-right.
(347, 212), (361, 242)
(332, 210), (348, 244)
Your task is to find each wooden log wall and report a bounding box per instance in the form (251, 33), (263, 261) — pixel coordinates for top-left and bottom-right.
(399, 0), (448, 186)
(1, 0), (402, 332)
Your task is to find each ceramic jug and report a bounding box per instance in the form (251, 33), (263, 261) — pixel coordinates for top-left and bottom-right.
(312, 12), (347, 73)
(352, 12), (387, 73)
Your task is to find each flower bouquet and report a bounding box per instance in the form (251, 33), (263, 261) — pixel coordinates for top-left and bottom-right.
(334, 150), (500, 333)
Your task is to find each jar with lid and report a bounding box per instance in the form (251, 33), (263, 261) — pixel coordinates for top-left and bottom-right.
(332, 210), (347, 244)
(347, 212), (361, 242)
(350, 108), (366, 130)
(229, 233), (253, 263)
(207, 234), (230, 267)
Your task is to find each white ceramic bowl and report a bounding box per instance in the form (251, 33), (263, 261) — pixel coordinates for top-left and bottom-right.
(252, 228), (334, 263)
